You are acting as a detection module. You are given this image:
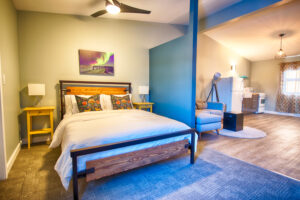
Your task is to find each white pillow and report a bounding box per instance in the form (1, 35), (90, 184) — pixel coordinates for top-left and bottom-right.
(100, 94), (112, 110)
(64, 95), (73, 115)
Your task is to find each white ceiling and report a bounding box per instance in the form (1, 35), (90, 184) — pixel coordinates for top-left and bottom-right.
(205, 0), (300, 62)
(12, 0), (240, 25)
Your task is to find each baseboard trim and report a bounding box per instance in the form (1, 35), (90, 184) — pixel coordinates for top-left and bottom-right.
(264, 110), (300, 118)
(6, 141), (21, 176)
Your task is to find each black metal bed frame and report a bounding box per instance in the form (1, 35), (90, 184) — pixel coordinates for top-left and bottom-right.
(71, 129), (196, 200)
(58, 80), (196, 200)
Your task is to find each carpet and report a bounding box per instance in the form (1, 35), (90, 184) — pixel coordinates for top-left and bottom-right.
(79, 148), (300, 200)
(218, 126), (266, 139)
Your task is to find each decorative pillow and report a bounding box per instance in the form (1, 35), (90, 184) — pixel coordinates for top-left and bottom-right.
(196, 100), (207, 110)
(71, 95), (92, 114)
(75, 95), (102, 112)
(111, 95), (133, 110)
(101, 94), (133, 110)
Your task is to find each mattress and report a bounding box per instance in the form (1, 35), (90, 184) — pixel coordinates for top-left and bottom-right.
(50, 109), (196, 190)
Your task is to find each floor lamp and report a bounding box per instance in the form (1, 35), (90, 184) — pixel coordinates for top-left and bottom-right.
(206, 72), (221, 102)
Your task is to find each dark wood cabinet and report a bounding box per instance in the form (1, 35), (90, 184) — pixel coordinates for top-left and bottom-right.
(224, 112), (244, 131)
(242, 94), (259, 113)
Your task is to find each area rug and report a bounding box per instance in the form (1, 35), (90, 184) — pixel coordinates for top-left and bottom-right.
(218, 126), (266, 139)
(78, 148), (300, 200)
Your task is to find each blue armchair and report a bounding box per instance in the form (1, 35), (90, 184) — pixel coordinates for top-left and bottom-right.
(195, 101), (225, 135)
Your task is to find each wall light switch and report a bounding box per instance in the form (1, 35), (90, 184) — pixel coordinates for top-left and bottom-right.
(2, 74), (6, 85)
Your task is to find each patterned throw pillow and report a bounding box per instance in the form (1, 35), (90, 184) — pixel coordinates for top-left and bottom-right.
(111, 95), (133, 110)
(75, 95), (102, 112)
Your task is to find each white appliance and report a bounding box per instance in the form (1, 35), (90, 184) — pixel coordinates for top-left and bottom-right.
(243, 87), (253, 98)
(213, 77), (244, 113)
(257, 93), (266, 113)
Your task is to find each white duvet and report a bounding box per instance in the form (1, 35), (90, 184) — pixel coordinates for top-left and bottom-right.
(50, 109), (196, 190)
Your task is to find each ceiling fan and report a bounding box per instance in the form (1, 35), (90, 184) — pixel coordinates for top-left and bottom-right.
(91, 0), (151, 17)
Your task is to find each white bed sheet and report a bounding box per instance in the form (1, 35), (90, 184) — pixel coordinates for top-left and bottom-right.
(50, 109), (196, 190)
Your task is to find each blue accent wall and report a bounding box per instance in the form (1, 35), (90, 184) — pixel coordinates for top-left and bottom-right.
(149, 0), (198, 127)
(149, 0), (281, 127)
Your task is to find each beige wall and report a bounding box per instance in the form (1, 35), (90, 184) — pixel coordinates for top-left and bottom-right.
(196, 34), (251, 100)
(17, 11), (186, 141)
(0, 0), (21, 161)
(250, 57), (300, 111)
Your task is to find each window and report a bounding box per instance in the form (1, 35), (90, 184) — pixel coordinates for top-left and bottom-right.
(282, 68), (300, 95)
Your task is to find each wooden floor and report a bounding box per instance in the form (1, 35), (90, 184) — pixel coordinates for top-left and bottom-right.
(198, 113), (300, 180)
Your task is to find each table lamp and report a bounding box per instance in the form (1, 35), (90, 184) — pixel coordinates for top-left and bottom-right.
(28, 83), (45, 106)
(138, 86), (149, 102)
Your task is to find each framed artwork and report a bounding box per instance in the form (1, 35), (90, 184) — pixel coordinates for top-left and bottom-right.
(79, 49), (114, 76)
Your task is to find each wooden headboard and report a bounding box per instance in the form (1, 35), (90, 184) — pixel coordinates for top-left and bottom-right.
(59, 80), (131, 119)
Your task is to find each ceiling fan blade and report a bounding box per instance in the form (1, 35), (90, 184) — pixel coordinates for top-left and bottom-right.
(120, 3), (151, 14)
(91, 10), (107, 17)
(112, 0), (121, 6)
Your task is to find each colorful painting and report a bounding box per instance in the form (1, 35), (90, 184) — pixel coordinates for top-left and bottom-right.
(79, 49), (114, 76)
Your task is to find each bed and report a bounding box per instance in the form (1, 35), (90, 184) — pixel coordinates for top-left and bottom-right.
(50, 80), (197, 200)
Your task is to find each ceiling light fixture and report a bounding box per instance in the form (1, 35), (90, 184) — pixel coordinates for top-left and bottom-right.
(275, 33), (286, 59)
(91, 0), (151, 18)
(106, 0), (120, 15)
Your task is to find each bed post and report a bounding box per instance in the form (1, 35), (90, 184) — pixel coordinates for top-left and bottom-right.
(60, 81), (64, 120)
(190, 131), (195, 164)
(71, 155), (79, 200)
(128, 83), (132, 93)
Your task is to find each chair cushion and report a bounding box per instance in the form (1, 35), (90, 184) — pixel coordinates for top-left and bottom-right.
(196, 122), (221, 132)
(197, 109), (223, 117)
(195, 111), (222, 124)
(205, 109), (223, 116)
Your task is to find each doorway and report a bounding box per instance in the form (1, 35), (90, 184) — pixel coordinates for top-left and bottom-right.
(0, 55), (7, 179)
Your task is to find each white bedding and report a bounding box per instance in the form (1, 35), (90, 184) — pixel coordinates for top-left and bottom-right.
(50, 109), (196, 190)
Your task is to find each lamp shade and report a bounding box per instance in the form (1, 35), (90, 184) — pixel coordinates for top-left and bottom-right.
(28, 83), (45, 96)
(138, 86), (149, 95)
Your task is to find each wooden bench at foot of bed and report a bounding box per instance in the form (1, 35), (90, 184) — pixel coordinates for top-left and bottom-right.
(86, 139), (189, 182)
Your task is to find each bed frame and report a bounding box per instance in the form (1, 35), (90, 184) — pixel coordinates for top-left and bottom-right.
(59, 80), (196, 200)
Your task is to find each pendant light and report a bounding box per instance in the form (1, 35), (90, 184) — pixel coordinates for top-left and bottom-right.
(275, 33), (286, 59)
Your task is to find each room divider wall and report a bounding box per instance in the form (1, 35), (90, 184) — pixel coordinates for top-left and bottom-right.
(149, 0), (198, 128)
(149, 0), (284, 128)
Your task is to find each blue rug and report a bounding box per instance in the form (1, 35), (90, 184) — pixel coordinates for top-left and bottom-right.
(80, 148), (300, 200)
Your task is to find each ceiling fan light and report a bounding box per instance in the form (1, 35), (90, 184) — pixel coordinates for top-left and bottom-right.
(106, 4), (120, 14)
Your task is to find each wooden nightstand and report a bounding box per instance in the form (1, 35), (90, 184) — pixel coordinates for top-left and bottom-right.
(24, 106), (55, 149)
(133, 102), (154, 112)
